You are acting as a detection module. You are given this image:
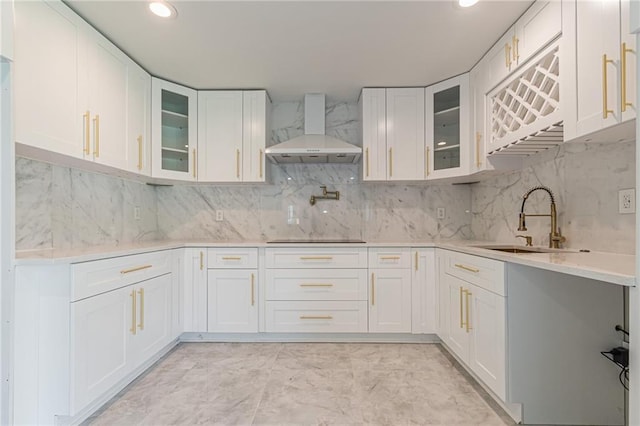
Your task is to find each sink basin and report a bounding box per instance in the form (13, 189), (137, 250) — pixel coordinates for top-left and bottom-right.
(472, 245), (572, 254)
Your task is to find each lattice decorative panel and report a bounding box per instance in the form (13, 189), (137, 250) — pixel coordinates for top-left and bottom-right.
(489, 45), (562, 156)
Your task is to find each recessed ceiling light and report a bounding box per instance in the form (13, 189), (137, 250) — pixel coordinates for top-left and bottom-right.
(438, 141), (447, 146)
(458, 0), (479, 7)
(149, 1), (177, 18)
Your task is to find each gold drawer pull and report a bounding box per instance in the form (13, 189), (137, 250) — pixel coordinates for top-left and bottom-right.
(300, 283), (334, 287)
(137, 135), (143, 170)
(200, 252), (204, 270)
(371, 273), (375, 306)
(465, 290), (472, 333)
(459, 287), (465, 329)
(222, 256), (242, 261)
(120, 265), (152, 274)
(300, 256), (333, 260)
(93, 114), (100, 157)
(300, 315), (333, 320)
(380, 256), (401, 260)
(454, 263), (480, 273)
(137, 288), (145, 330)
(251, 273), (255, 306)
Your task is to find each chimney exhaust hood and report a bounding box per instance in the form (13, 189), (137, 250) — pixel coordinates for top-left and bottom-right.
(265, 94), (362, 164)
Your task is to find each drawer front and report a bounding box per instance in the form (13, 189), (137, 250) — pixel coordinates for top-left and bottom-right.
(265, 301), (368, 333)
(265, 269), (367, 301)
(368, 248), (411, 268)
(208, 248), (258, 269)
(72, 251), (172, 301)
(442, 250), (505, 296)
(265, 248), (367, 269)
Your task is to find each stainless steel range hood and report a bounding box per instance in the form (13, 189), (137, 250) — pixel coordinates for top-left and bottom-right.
(265, 94), (362, 164)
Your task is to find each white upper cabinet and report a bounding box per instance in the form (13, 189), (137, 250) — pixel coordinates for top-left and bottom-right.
(469, 63), (488, 174)
(360, 88), (387, 181)
(360, 88), (424, 181)
(485, 1), (561, 92)
(151, 78), (198, 181)
(14, 0), (86, 158)
(387, 88), (425, 181)
(425, 74), (470, 179)
(127, 64), (151, 176)
(198, 90), (270, 183)
(562, 0), (636, 142)
(0, 0), (14, 61)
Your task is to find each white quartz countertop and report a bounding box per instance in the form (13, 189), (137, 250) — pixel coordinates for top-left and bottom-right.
(15, 239), (635, 287)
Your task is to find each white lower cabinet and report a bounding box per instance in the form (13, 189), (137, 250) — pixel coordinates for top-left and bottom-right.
(207, 248), (258, 333)
(369, 269), (412, 333)
(265, 301), (368, 333)
(437, 249), (506, 401)
(411, 249), (436, 334)
(183, 248), (207, 332)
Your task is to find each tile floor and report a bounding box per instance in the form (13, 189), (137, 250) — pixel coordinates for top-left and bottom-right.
(86, 342), (515, 425)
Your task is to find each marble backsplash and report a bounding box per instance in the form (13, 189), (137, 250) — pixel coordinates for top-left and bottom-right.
(471, 140), (635, 254)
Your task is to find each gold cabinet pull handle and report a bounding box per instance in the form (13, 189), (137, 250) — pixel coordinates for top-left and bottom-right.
(251, 273), (255, 306)
(415, 251), (418, 271)
(300, 283), (334, 287)
(425, 147), (430, 177)
(137, 135), (143, 170)
(200, 251), (204, 270)
(299, 256), (333, 260)
(459, 286), (465, 329)
(130, 290), (137, 335)
(380, 256), (401, 260)
(603, 54), (615, 118)
(475, 132), (482, 168)
(193, 149), (197, 178)
(465, 290), (472, 332)
(621, 43), (635, 112)
(120, 264), (152, 274)
(371, 273), (375, 306)
(259, 149), (263, 178)
(505, 43), (511, 69)
(454, 263), (480, 273)
(512, 36), (519, 63)
(83, 111), (91, 155)
(300, 315), (333, 320)
(93, 115), (100, 157)
(365, 147), (370, 177)
(222, 256), (242, 261)
(137, 288), (145, 330)
(236, 149), (241, 179)
(389, 147), (393, 177)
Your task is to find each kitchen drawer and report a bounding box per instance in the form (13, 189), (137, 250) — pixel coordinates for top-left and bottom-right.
(72, 251), (172, 301)
(265, 301), (368, 333)
(442, 250), (505, 296)
(265, 269), (367, 301)
(368, 248), (411, 268)
(265, 248), (367, 269)
(208, 248), (258, 269)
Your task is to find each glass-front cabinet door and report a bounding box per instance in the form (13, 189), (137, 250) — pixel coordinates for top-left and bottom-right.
(151, 78), (198, 181)
(425, 74), (470, 180)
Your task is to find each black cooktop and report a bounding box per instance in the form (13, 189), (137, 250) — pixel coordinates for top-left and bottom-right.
(266, 239), (366, 244)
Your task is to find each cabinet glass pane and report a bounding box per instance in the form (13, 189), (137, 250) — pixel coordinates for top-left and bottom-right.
(161, 89), (189, 173)
(433, 86), (460, 171)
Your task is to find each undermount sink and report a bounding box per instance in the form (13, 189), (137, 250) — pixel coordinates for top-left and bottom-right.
(472, 245), (574, 254)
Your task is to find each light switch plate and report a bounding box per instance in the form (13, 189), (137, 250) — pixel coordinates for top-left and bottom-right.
(618, 189), (635, 214)
(215, 210), (224, 221)
(437, 207), (445, 219)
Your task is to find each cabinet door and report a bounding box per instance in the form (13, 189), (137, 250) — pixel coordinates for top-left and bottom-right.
(85, 33), (128, 170)
(468, 283), (506, 400)
(243, 91), (269, 182)
(386, 88), (425, 181)
(426, 74), (470, 180)
(443, 274), (469, 362)
(369, 269), (411, 333)
(183, 249), (207, 332)
(411, 249), (436, 334)
(151, 78), (198, 181)
(514, 1), (561, 67)
(485, 28), (516, 91)
(360, 88), (387, 181)
(70, 285), (132, 415)
(198, 91), (243, 182)
(127, 64), (151, 175)
(131, 274), (172, 368)
(470, 64), (487, 173)
(208, 269), (258, 332)
(14, 0), (86, 158)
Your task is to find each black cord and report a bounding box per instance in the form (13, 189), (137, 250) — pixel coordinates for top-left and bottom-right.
(615, 325), (630, 336)
(619, 367), (629, 391)
(601, 351), (626, 370)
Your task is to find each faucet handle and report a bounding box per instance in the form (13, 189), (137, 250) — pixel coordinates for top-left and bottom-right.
(516, 235), (533, 247)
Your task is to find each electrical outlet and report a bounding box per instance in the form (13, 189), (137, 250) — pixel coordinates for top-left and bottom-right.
(618, 189), (635, 214)
(134, 207), (141, 220)
(215, 210), (224, 221)
(437, 207), (445, 219)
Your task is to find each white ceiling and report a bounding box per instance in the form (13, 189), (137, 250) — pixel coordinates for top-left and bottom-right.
(66, 0), (534, 102)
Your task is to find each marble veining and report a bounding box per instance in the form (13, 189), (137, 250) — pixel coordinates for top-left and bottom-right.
(85, 342), (514, 426)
